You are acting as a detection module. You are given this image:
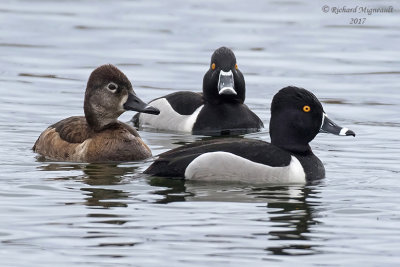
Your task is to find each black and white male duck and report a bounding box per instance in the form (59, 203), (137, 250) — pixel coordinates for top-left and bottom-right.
(33, 64), (160, 162)
(144, 86), (355, 183)
(132, 47), (263, 135)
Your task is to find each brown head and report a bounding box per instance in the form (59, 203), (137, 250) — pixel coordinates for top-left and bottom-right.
(84, 64), (159, 131)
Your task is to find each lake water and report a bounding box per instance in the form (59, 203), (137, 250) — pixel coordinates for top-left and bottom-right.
(1, 0), (399, 266)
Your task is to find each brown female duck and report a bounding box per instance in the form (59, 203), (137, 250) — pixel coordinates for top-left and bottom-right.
(33, 64), (160, 162)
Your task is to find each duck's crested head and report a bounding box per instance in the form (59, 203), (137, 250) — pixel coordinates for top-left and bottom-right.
(86, 64), (132, 92)
(203, 47), (245, 104)
(271, 86), (324, 115)
(211, 47), (237, 69)
(84, 64), (159, 131)
(270, 86), (355, 153)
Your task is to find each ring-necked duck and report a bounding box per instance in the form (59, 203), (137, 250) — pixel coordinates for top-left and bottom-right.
(33, 64), (160, 162)
(144, 86), (355, 183)
(132, 47), (263, 135)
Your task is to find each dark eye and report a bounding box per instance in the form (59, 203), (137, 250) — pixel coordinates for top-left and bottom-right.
(107, 82), (118, 92)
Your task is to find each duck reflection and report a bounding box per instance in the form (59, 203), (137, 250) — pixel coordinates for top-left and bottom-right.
(254, 185), (320, 256)
(149, 178), (321, 256)
(149, 177), (191, 203)
(80, 164), (135, 209)
(38, 162), (136, 209)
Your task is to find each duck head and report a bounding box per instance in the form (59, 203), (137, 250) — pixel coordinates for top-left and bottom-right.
(269, 86), (355, 153)
(84, 64), (159, 131)
(202, 47), (246, 105)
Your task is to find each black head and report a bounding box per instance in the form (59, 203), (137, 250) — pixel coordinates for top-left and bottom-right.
(84, 64), (159, 131)
(202, 47), (246, 104)
(270, 86), (355, 153)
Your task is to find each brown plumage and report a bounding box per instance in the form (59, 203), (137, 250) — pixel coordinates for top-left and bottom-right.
(33, 64), (159, 162)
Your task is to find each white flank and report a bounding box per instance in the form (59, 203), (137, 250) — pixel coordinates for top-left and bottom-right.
(184, 152), (306, 184)
(138, 98), (203, 132)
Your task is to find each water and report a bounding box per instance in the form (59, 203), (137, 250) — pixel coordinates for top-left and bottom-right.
(1, 0), (399, 266)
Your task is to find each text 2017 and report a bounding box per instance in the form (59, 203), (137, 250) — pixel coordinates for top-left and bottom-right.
(350, 18), (366, 24)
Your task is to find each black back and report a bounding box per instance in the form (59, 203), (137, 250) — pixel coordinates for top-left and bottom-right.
(192, 103), (263, 135)
(164, 91), (204, 115)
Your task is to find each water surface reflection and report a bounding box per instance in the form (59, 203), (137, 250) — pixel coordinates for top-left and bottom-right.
(39, 163), (134, 209)
(150, 177), (321, 256)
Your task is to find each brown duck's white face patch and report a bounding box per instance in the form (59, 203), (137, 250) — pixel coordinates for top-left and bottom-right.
(119, 93), (129, 112)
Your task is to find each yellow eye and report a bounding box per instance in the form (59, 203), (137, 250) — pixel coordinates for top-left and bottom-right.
(211, 63), (216, 70)
(235, 64), (238, 70)
(303, 105), (311, 112)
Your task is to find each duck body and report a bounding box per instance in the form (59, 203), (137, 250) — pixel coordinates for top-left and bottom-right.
(134, 91), (263, 135)
(145, 86), (355, 183)
(144, 138), (324, 183)
(34, 117), (151, 162)
(33, 64), (160, 163)
(133, 47), (263, 135)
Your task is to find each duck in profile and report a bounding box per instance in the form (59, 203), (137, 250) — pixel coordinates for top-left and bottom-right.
(132, 47), (263, 135)
(33, 64), (160, 162)
(144, 86), (356, 183)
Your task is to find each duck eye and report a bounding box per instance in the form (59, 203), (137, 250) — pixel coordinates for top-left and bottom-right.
(303, 105), (311, 112)
(235, 64), (238, 70)
(107, 82), (118, 92)
(211, 63), (216, 70)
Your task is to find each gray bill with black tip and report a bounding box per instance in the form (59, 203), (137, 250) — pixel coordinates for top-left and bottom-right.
(124, 92), (160, 115)
(320, 113), (355, 136)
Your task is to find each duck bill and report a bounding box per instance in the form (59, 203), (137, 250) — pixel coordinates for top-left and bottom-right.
(123, 93), (160, 115)
(218, 70), (237, 95)
(320, 113), (355, 136)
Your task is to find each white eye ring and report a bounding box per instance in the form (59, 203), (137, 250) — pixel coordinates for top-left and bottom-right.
(107, 82), (118, 92)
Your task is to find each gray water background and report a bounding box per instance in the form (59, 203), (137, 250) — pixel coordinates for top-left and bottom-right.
(0, 0), (399, 266)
